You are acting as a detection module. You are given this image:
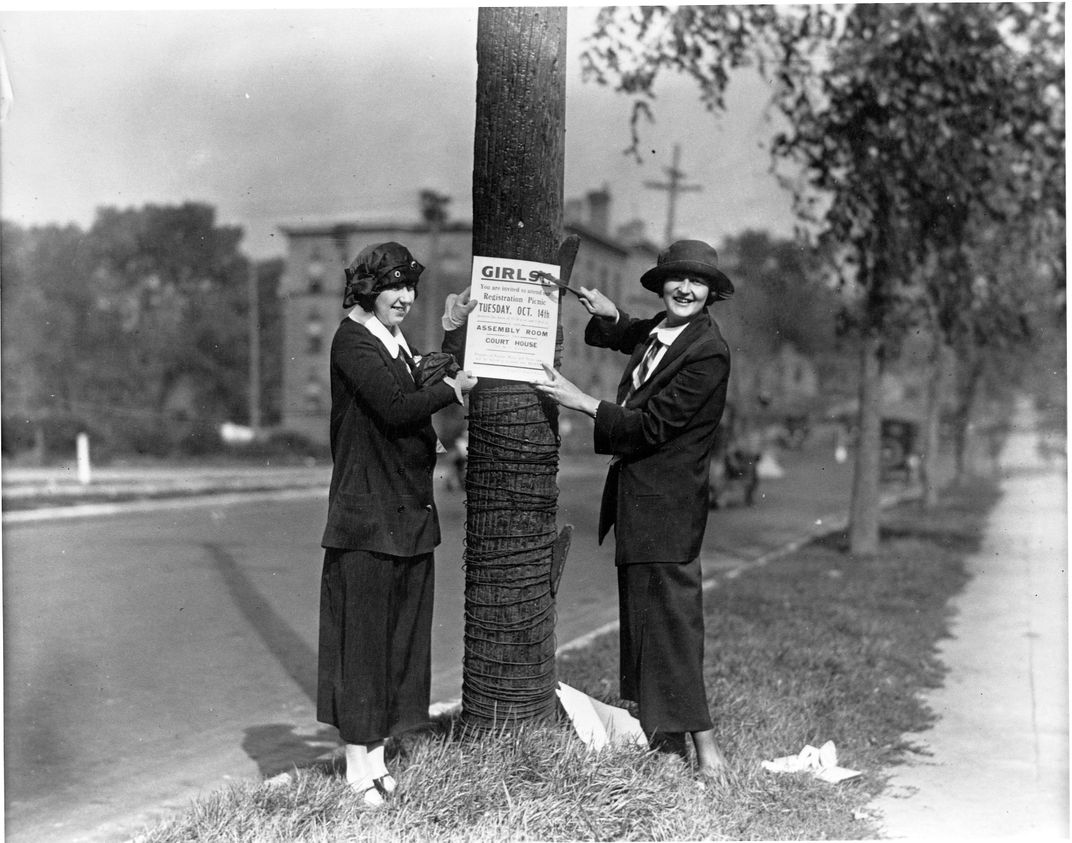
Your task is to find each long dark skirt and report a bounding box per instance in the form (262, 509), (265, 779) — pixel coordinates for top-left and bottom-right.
(317, 547), (435, 744)
(618, 558), (713, 737)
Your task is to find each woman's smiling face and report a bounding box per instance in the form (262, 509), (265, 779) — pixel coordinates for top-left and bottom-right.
(372, 282), (416, 329)
(661, 276), (710, 327)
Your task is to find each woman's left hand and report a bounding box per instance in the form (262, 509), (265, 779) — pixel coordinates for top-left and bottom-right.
(442, 286), (479, 330)
(533, 364), (600, 417)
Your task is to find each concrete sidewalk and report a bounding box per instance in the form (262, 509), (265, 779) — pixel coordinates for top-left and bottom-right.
(869, 397), (1069, 839)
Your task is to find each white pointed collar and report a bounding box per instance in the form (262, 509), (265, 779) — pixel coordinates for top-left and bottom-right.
(348, 307), (413, 360)
(648, 317), (690, 348)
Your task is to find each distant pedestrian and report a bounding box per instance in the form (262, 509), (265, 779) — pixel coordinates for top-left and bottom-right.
(317, 241), (477, 807)
(534, 239), (734, 780)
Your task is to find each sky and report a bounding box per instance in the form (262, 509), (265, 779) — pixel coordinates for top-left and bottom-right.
(0, 5), (799, 260)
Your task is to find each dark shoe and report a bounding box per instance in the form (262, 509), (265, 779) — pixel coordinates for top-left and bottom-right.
(374, 774), (397, 796)
(648, 731), (689, 760)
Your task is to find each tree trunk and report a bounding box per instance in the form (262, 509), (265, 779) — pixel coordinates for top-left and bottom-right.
(951, 354), (984, 483)
(462, 6), (567, 729)
(848, 333), (883, 556)
(919, 330), (944, 509)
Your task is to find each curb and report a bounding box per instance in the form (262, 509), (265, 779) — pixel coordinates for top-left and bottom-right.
(1, 462), (611, 525)
(1, 486), (326, 524)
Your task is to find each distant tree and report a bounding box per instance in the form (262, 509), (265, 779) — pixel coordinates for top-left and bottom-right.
(85, 202), (250, 451)
(2, 203), (259, 458)
(868, 5), (1066, 501)
(582, 3), (1064, 555)
(0, 221), (93, 457)
(720, 229), (837, 359)
(771, 4), (1063, 546)
(938, 206), (1065, 485)
(580, 5), (775, 160)
(716, 229), (848, 423)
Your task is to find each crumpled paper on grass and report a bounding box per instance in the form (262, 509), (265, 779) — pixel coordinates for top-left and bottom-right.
(761, 740), (862, 783)
(556, 682), (648, 751)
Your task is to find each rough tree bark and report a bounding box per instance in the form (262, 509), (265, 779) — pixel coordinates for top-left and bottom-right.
(462, 6), (568, 729)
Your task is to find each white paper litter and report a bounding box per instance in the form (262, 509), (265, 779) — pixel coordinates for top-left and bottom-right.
(555, 682), (648, 751)
(761, 740), (862, 783)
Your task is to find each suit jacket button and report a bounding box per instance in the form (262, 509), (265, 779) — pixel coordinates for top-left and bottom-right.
(425, 504), (433, 510)
(397, 504), (406, 512)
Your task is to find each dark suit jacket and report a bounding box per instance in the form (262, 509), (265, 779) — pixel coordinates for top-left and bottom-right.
(320, 318), (460, 555)
(586, 308), (731, 566)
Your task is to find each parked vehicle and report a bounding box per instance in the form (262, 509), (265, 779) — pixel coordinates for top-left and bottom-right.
(708, 403), (763, 508)
(827, 409), (922, 483)
(880, 418), (921, 482)
(777, 413), (811, 450)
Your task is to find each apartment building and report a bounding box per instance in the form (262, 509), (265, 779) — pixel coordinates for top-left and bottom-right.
(278, 191), (660, 445)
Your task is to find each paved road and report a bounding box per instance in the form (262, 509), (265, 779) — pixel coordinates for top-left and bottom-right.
(3, 436), (857, 842)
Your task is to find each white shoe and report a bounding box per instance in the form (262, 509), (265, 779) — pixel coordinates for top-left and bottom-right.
(349, 778), (385, 808)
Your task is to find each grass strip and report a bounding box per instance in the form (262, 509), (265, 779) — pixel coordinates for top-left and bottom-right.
(138, 482), (998, 842)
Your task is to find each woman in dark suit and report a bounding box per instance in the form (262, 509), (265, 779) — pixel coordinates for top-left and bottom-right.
(317, 241), (477, 807)
(535, 239), (733, 779)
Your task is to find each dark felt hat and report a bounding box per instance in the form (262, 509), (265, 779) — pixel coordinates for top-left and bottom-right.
(343, 241), (424, 308)
(639, 239), (734, 301)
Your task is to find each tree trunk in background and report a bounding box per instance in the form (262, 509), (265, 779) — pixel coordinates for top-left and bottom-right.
(462, 6), (567, 729)
(951, 354), (984, 483)
(848, 333), (883, 556)
(919, 331), (944, 509)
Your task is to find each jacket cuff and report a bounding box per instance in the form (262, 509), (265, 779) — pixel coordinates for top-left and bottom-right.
(593, 400), (619, 454)
(442, 376), (465, 405)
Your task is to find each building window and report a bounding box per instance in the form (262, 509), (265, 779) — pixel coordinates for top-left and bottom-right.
(304, 374), (323, 414)
(307, 251), (326, 294)
(307, 310), (324, 354)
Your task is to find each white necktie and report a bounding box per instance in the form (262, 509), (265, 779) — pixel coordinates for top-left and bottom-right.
(631, 336), (663, 392)
(399, 348), (416, 381)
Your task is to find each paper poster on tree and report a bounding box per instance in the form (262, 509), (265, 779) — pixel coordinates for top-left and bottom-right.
(463, 255), (560, 382)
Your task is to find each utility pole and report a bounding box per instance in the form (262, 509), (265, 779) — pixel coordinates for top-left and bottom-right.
(644, 144), (702, 245)
(463, 5), (567, 729)
(420, 189), (451, 351)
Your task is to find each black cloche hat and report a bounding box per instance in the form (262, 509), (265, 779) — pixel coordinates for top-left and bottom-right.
(343, 242), (424, 308)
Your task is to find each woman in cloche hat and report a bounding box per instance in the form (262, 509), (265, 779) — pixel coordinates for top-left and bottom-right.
(317, 242), (478, 807)
(535, 239), (734, 782)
